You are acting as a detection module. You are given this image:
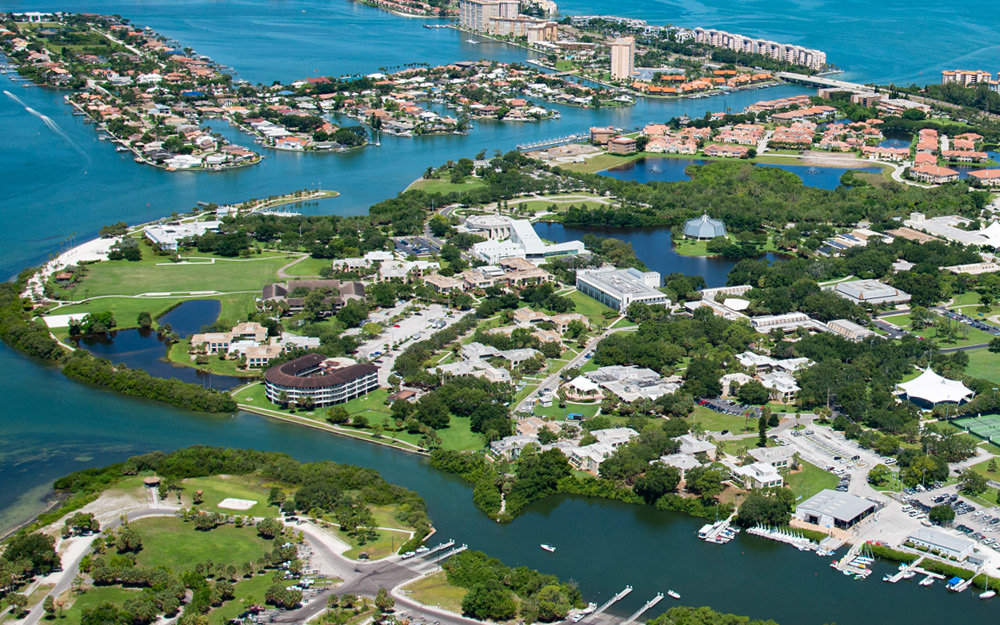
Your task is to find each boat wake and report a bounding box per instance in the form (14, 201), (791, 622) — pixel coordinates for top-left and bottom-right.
(4, 89), (87, 156)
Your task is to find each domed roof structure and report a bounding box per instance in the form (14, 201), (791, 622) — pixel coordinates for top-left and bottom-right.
(683, 214), (726, 240)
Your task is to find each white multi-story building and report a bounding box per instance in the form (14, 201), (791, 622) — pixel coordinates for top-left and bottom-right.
(576, 267), (667, 312)
(691, 27), (826, 70)
(610, 37), (635, 81)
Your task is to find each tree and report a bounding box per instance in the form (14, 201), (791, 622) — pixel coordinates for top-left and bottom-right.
(928, 504), (956, 525)
(43, 595), (56, 618)
(415, 393), (450, 429)
(257, 517), (284, 539)
(115, 527), (143, 553)
(3, 532), (60, 574)
(633, 464), (681, 504)
(461, 581), (517, 621)
(137, 311), (153, 330)
(867, 464), (893, 487)
(737, 381), (769, 406)
(990, 458), (998, 473)
(267, 487), (286, 506)
(959, 468), (988, 496)
(336, 299), (368, 328)
(7, 593), (28, 618)
(374, 588), (395, 612)
(757, 413), (769, 447)
(326, 406), (350, 425)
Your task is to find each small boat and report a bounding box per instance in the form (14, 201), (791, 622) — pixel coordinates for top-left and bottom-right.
(465, 39), (479, 44)
(667, 590), (680, 600)
(920, 577), (935, 587)
(981, 590), (996, 600)
(540, 544), (555, 553)
(903, 570), (916, 579)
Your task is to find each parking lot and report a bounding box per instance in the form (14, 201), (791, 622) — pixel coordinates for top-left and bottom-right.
(909, 484), (1000, 549)
(354, 303), (467, 385)
(939, 306), (1000, 337)
(393, 236), (439, 257)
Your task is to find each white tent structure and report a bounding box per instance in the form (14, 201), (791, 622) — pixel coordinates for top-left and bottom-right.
(898, 367), (974, 405)
(567, 376), (601, 393)
(977, 221), (1000, 248)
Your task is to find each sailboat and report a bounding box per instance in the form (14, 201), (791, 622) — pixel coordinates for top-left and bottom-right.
(981, 570), (996, 599)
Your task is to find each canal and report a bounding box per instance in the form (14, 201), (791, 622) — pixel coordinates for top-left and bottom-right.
(2, 0), (999, 622)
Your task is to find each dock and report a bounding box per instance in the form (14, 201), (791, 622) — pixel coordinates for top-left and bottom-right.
(698, 513), (739, 544)
(579, 586), (632, 623)
(516, 133), (587, 152)
(425, 543), (467, 564)
(621, 593), (664, 625)
(422, 539), (455, 557)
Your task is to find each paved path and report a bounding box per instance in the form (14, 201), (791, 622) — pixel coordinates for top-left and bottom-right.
(513, 319), (630, 413)
(277, 253), (315, 279)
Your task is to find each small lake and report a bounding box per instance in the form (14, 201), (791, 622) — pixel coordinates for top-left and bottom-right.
(534, 222), (780, 288)
(601, 157), (882, 190)
(74, 299), (244, 390)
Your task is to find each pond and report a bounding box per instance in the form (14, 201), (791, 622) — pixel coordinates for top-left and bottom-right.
(73, 299), (244, 390)
(601, 157), (883, 190)
(534, 222), (781, 288)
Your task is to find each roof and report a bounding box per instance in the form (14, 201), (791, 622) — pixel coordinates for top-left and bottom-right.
(264, 355), (377, 389)
(908, 527), (974, 553)
(797, 490), (876, 523)
(683, 214), (726, 238)
(898, 367), (974, 404)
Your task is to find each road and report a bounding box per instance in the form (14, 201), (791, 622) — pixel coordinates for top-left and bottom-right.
(21, 507), (180, 625)
(513, 320), (629, 413)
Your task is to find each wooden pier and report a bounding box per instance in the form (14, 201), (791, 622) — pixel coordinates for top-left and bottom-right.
(622, 594), (664, 625)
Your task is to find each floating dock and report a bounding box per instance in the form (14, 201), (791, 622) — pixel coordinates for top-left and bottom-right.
(622, 594), (664, 625)
(579, 586), (632, 623)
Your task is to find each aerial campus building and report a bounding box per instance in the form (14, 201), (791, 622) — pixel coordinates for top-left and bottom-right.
(897, 367), (974, 407)
(576, 267), (668, 312)
(682, 214), (727, 240)
(264, 354), (378, 407)
(471, 218), (585, 263)
(829, 279), (911, 305)
(795, 490), (877, 530)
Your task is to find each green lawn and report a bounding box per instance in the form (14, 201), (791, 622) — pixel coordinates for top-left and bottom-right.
(690, 405), (757, 433)
(48, 293), (258, 333)
(282, 256), (332, 277)
(208, 574), (275, 625)
(673, 238), (713, 257)
(787, 460), (839, 504)
(533, 402), (601, 420)
(168, 338), (262, 378)
(181, 475), (279, 518)
(407, 177), (485, 195)
(342, 526), (411, 560)
(59, 586), (141, 625)
(57, 242), (290, 301)
(132, 516), (271, 573)
(962, 348), (1000, 384)
(515, 198), (607, 214)
(403, 571), (467, 614)
(881, 313), (995, 347)
(568, 289), (614, 324)
(233, 384), (484, 451)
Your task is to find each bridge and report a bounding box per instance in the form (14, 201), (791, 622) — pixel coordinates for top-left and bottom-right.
(516, 133), (588, 151)
(776, 71), (870, 92)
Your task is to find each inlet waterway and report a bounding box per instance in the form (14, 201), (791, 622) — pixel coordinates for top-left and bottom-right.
(2, 1), (1000, 622)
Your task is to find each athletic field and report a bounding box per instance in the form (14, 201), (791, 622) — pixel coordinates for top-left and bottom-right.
(954, 414), (1000, 441)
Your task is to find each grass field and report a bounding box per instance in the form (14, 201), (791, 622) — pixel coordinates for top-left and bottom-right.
(282, 256), (332, 277)
(234, 384), (484, 451)
(58, 586), (141, 625)
(690, 405), (757, 433)
(962, 348), (1000, 384)
(208, 574), (275, 625)
(168, 339), (261, 378)
(49, 293), (257, 335)
(132, 516), (270, 573)
(181, 475), (279, 518)
(342, 526), (411, 560)
(568, 290), (614, 325)
(407, 178), (485, 195)
(880, 313), (995, 347)
(787, 460), (838, 504)
(532, 402), (601, 421)
(58, 241), (290, 300)
(403, 571), (467, 614)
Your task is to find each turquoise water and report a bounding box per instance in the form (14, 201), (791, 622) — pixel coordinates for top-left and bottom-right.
(2, 2), (1000, 621)
(556, 0), (1000, 85)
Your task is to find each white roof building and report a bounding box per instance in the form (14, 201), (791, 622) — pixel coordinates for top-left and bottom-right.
(144, 220), (222, 251)
(731, 462), (783, 489)
(795, 490), (877, 529)
(898, 368), (974, 405)
(907, 527), (975, 560)
(678, 434), (717, 459)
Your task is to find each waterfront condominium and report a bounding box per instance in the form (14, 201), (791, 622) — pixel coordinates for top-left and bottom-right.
(610, 36), (635, 81)
(692, 27), (826, 70)
(459, 0), (520, 32)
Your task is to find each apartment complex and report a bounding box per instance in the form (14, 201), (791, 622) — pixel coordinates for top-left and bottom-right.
(941, 70), (1000, 91)
(692, 27), (826, 70)
(458, 0), (558, 42)
(610, 37), (635, 81)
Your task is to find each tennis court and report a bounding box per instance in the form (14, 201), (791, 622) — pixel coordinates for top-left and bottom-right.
(954, 414), (1000, 441)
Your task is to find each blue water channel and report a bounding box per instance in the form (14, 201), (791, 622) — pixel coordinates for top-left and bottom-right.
(2, 1), (1000, 622)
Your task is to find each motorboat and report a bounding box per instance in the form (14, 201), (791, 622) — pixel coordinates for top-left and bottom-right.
(667, 590), (680, 599)
(540, 544), (555, 552)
